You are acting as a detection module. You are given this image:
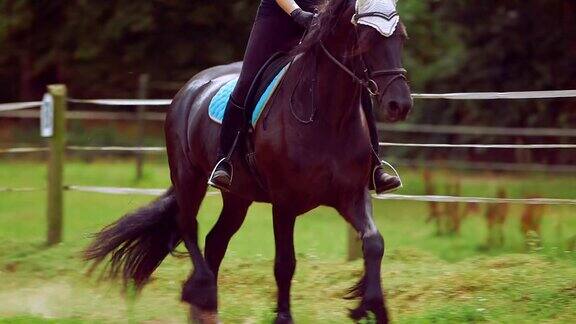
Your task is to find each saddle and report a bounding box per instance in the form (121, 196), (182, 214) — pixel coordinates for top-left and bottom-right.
(208, 52), (317, 190)
(244, 52), (293, 126)
(208, 53), (293, 127)
(207, 53), (294, 190)
(244, 53), (295, 190)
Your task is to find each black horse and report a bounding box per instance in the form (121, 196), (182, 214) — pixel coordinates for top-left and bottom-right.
(85, 0), (412, 323)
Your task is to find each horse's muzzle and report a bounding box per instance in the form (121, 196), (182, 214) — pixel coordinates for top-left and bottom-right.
(383, 98), (411, 122)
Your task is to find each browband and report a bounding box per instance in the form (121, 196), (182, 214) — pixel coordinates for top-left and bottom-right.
(352, 11), (399, 24)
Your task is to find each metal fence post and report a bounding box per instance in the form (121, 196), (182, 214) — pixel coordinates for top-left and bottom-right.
(46, 84), (67, 246)
(135, 74), (149, 180)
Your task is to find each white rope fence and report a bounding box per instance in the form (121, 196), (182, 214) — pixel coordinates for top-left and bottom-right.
(59, 90), (576, 106)
(66, 90), (576, 105)
(0, 147), (48, 154)
(66, 186), (221, 197)
(373, 194), (576, 205)
(379, 142), (576, 149)
(4, 143), (576, 155)
(0, 101), (42, 112)
(2, 142), (576, 155)
(1, 89), (575, 113)
(411, 90), (576, 100)
(0, 146), (164, 154)
(7, 185), (574, 205)
(5, 184), (574, 205)
(61, 90), (576, 105)
(0, 110), (166, 121)
(0, 187), (44, 193)
(74, 143), (576, 151)
(65, 187), (576, 205)
(66, 185), (167, 196)
(378, 124), (576, 138)
(1, 185), (218, 196)
(67, 146), (166, 153)
(391, 158), (576, 173)
(67, 99), (172, 106)
(2, 90), (575, 206)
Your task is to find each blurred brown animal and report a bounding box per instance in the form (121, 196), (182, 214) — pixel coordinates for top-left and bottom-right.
(423, 170), (479, 235)
(520, 197), (545, 249)
(423, 169), (442, 234)
(485, 188), (509, 248)
(443, 181), (462, 235)
(567, 236), (576, 252)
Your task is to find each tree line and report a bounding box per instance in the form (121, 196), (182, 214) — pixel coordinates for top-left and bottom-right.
(1, 0), (574, 163)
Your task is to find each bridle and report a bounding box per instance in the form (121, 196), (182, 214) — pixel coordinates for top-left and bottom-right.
(319, 11), (407, 98)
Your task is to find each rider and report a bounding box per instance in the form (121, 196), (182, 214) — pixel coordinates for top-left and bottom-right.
(209, 0), (402, 194)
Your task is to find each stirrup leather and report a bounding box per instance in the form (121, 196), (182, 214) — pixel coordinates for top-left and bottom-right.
(372, 160), (403, 194)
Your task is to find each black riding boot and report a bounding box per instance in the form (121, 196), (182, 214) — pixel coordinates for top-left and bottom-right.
(362, 91), (402, 194)
(208, 97), (246, 191)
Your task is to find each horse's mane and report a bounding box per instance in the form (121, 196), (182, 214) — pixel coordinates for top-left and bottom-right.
(291, 0), (408, 57)
(291, 0), (353, 56)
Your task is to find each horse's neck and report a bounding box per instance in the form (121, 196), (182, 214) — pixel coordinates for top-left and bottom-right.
(314, 40), (363, 131)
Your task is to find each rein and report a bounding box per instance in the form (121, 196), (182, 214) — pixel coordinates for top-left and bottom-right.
(288, 9), (407, 124)
(320, 43), (407, 97)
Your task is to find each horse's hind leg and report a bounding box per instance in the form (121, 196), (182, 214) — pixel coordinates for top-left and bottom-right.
(172, 166), (218, 322)
(338, 189), (389, 324)
(205, 193), (252, 277)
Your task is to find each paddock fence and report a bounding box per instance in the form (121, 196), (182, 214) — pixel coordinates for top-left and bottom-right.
(1, 84), (575, 259)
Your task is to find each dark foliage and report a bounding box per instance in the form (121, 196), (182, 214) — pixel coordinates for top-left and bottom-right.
(1, 0), (574, 163)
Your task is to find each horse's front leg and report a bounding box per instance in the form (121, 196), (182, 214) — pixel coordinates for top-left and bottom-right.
(272, 205), (297, 324)
(338, 189), (389, 324)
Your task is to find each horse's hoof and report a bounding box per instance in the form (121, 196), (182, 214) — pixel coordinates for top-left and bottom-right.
(189, 305), (221, 324)
(275, 312), (294, 324)
(181, 276), (218, 310)
(349, 305), (368, 322)
(349, 301), (389, 324)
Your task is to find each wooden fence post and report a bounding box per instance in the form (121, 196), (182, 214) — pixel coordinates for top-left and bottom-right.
(347, 225), (362, 261)
(46, 84), (67, 246)
(135, 74), (149, 180)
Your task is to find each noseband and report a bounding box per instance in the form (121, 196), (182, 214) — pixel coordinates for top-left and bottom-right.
(320, 11), (407, 98)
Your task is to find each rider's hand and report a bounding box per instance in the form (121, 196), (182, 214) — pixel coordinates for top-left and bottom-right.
(290, 8), (314, 28)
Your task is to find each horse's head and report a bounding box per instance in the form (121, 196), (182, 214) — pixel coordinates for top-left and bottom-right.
(294, 0), (412, 122)
(352, 0), (412, 122)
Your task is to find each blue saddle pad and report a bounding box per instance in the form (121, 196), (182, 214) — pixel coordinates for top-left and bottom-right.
(208, 64), (289, 126)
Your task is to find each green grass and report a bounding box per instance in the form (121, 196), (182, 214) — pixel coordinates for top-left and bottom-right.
(0, 160), (575, 323)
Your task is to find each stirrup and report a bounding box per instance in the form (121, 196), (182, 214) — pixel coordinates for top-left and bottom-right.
(208, 127), (242, 189)
(372, 160), (403, 195)
(208, 157), (234, 190)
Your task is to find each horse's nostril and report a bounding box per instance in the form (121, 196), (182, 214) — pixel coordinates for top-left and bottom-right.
(386, 100), (411, 121)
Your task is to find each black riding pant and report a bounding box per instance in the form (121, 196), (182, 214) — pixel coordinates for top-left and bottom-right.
(230, 0), (318, 104)
(219, 0), (318, 157)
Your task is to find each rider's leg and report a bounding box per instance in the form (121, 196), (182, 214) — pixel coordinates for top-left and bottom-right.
(361, 90), (402, 194)
(209, 7), (306, 190)
(209, 97), (245, 190)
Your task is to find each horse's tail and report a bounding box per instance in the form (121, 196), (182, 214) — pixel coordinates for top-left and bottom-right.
(84, 187), (180, 289)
